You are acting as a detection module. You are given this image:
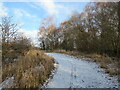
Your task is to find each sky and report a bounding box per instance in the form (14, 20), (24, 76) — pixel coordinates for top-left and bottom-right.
(0, 1), (88, 46)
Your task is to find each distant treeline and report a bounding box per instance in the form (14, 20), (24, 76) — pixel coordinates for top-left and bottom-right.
(38, 2), (120, 58)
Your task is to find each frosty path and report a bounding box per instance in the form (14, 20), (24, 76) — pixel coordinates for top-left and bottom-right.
(45, 53), (119, 88)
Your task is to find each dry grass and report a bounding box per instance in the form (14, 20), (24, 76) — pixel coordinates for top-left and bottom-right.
(105, 68), (118, 76)
(0, 50), (2, 83)
(2, 50), (54, 88)
(94, 56), (120, 78)
(50, 50), (81, 57)
(85, 53), (103, 58)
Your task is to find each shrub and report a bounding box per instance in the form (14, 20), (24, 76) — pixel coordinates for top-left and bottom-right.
(2, 50), (54, 88)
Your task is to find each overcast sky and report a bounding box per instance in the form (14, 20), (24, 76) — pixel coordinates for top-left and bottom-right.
(0, 1), (88, 46)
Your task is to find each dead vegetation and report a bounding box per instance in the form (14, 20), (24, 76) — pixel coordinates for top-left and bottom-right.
(2, 50), (55, 88)
(0, 49), (2, 83)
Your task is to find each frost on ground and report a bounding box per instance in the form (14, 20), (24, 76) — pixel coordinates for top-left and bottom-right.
(0, 77), (14, 89)
(45, 53), (119, 88)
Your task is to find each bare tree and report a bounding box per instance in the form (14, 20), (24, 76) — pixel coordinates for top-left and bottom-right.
(0, 16), (18, 43)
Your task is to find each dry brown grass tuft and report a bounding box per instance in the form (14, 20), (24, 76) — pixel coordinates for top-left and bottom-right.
(86, 53), (103, 58)
(0, 50), (2, 83)
(105, 68), (118, 76)
(100, 63), (108, 69)
(94, 56), (119, 77)
(2, 50), (54, 88)
(52, 50), (81, 57)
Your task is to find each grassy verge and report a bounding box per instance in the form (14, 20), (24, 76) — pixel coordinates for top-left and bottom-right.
(49, 50), (120, 81)
(0, 49), (2, 83)
(2, 49), (55, 88)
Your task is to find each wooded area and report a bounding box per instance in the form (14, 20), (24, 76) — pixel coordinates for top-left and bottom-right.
(38, 2), (120, 58)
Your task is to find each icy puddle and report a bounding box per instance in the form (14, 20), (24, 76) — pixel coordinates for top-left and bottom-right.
(45, 53), (119, 88)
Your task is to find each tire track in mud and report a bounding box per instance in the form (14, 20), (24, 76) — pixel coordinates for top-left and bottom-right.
(70, 62), (77, 88)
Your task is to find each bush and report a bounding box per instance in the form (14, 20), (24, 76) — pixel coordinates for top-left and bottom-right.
(2, 39), (31, 64)
(2, 50), (55, 88)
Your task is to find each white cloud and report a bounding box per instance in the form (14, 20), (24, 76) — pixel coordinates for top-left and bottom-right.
(29, 1), (77, 20)
(19, 28), (39, 46)
(40, 0), (58, 15)
(40, 0), (72, 16)
(0, 2), (8, 17)
(29, 1), (68, 16)
(14, 8), (37, 18)
(28, 1), (59, 16)
(28, 3), (40, 9)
